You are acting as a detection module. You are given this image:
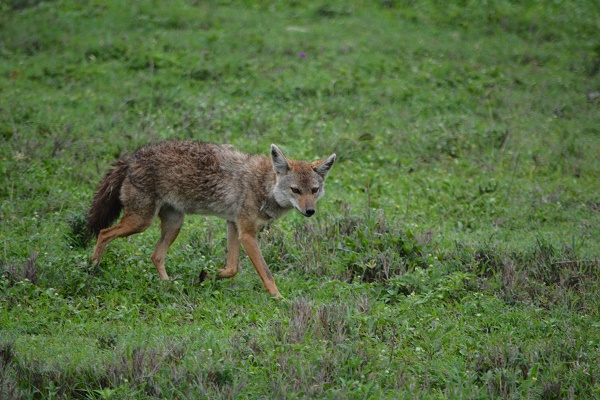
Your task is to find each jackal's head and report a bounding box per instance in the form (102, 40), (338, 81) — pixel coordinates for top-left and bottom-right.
(271, 144), (336, 217)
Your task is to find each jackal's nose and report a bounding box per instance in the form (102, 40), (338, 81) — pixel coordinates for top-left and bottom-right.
(305, 209), (315, 217)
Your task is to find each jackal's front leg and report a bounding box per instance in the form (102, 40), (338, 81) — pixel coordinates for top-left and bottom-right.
(218, 221), (240, 278)
(238, 228), (281, 298)
(199, 221), (240, 282)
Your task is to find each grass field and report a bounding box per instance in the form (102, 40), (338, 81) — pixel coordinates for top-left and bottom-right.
(1, 0), (599, 398)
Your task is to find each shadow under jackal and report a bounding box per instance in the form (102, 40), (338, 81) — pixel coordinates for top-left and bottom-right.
(87, 140), (336, 297)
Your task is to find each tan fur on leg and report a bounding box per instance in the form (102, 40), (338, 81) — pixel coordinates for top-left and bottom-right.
(151, 206), (185, 280)
(217, 221), (240, 278)
(91, 214), (153, 265)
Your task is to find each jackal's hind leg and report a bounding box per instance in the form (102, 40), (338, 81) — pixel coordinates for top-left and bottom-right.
(91, 213), (154, 266)
(151, 206), (184, 280)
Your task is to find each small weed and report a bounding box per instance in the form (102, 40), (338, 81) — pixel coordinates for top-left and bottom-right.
(315, 303), (349, 345)
(97, 334), (118, 351)
(337, 211), (436, 283)
(0, 342), (17, 399)
(1, 252), (38, 287)
(66, 213), (91, 249)
(286, 298), (314, 344)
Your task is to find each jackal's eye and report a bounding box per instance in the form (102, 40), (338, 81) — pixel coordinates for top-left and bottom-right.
(311, 187), (319, 194)
(290, 187), (301, 194)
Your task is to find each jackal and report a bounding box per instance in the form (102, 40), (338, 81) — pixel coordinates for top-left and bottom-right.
(87, 141), (336, 297)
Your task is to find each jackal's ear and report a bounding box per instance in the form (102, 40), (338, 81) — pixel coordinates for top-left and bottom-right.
(312, 153), (336, 178)
(271, 144), (290, 174)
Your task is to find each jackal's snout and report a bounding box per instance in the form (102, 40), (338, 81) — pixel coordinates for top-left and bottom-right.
(295, 194), (317, 217)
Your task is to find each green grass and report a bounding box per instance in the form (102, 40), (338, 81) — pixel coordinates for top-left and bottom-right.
(1, 0), (599, 398)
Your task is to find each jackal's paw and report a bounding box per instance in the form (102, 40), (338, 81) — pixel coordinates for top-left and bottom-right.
(270, 293), (286, 302)
(86, 258), (101, 275)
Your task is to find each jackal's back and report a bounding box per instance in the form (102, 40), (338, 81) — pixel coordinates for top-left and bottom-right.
(121, 141), (273, 218)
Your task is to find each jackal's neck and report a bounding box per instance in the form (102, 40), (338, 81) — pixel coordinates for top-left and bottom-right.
(256, 157), (293, 220)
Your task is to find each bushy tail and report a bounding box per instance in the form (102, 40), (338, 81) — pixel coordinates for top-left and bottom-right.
(87, 158), (129, 237)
